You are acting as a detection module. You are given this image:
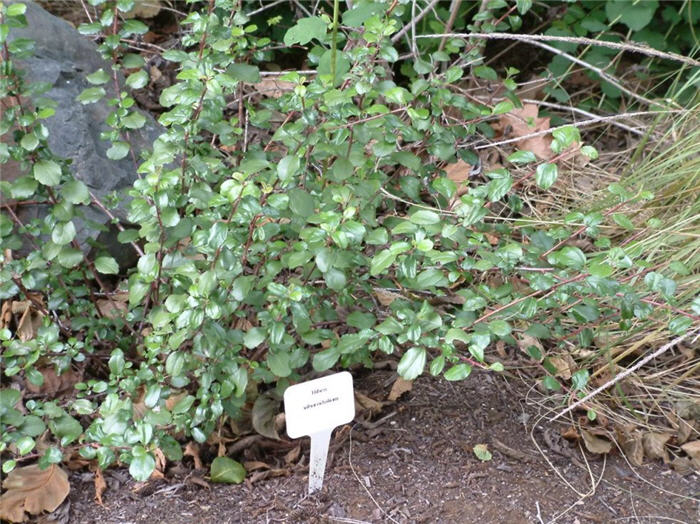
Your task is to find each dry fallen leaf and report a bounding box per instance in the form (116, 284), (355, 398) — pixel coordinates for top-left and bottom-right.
(25, 367), (81, 397)
(499, 104), (554, 161)
(387, 377), (413, 402)
(184, 442), (203, 470)
(126, 0), (161, 18)
(0, 464), (70, 523)
(257, 77), (295, 99)
(549, 355), (576, 380)
(671, 456), (694, 475)
(0, 300), (12, 329)
(517, 334), (544, 359)
(616, 426), (644, 466)
(681, 440), (700, 468)
(642, 432), (671, 463)
(581, 429), (613, 454)
(284, 444), (301, 465)
(373, 287), (403, 307)
(91, 466), (107, 505)
(243, 461), (269, 472)
(355, 391), (384, 414)
(14, 301), (44, 342)
(443, 159), (473, 190)
(96, 298), (128, 319)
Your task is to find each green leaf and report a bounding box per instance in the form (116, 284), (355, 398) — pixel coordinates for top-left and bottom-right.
(58, 246), (83, 268)
(415, 269), (448, 289)
(121, 19), (148, 35)
(409, 209), (441, 225)
(507, 150), (537, 164)
(324, 268), (346, 291)
(76, 87), (105, 104)
(668, 316), (692, 335)
(51, 221), (76, 245)
(312, 347), (340, 371)
(20, 133), (39, 151)
(129, 446), (155, 482)
(370, 249), (396, 276)
(397, 347), (426, 380)
(61, 179), (90, 204)
(535, 163), (558, 190)
(283, 16), (327, 46)
(244, 328), (266, 349)
(644, 272), (676, 298)
(486, 173), (512, 202)
(106, 142), (130, 160)
(542, 375), (561, 391)
(492, 100), (514, 115)
(488, 320), (511, 337)
(606, 0), (659, 31)
(612, 213), (635, 230)
(444, 363), (472, 381)
(551, 126), (580, 148)
(210, 456), (246, 484)
(95, 256), (119, 274)
(228, 63), (260, 83)
(86, 68), (110, 85)
(473, 444), (492, 461)
(277, 155), (299, 183)
(6, 3), (27, 16)
(33, 160), (62, 186)
(125, 70), (148, 89)
(571, 369), (589, 390)
(16, 436), (35, 455)
(288, 188), (315, 218)
(122, 111), (146, 129)
(267, 352), (291, 377)
(474, 65), (498, 81)
(48, 415), (82, 444)
(342, 2), (385, 27)
(550, 246), (586, 270)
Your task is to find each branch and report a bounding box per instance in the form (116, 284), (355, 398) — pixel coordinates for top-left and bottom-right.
(415, 32), (700, 67)
(391, 0), (442, 44)
(550, 328), (700, 422)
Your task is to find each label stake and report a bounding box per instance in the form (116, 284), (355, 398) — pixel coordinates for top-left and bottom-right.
(283, 372), (355, 494)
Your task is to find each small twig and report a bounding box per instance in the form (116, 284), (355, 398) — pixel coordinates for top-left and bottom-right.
(390, 0), (441, 44)
(466, 111), (680, 151)
(348, 425), (400, 524)
(438, 0), (464, 53)
(415, 32), (700, 67)
(522, 99), (646, 137)
(245, 0), (287, 17)
(89, 191), (144, 257)
(550, 329), (699, 422)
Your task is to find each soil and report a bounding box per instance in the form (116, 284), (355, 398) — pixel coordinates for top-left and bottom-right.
(64, 370), (698, 524)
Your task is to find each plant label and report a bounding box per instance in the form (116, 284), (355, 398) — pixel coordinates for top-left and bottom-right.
(283, 371), (355, 493)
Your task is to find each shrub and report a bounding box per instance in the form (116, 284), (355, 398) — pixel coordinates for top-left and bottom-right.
(1, 0), (696, 480)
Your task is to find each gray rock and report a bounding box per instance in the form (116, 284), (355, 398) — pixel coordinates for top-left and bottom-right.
(5, 0), (161, 259)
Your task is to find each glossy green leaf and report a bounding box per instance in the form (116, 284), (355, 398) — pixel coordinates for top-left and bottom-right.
(33, 160), (62, 186)
(210, 456), (246, 484)
(397, 347), (426, 380)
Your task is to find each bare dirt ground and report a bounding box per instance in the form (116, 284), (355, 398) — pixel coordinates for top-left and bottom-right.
(65, 370), (698, 523)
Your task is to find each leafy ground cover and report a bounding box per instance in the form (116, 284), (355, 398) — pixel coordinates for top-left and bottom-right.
(1, 0), (699, 521)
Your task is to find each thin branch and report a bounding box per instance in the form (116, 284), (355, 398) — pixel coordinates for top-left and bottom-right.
(550, 329), (700, 422)
(465, 111), (681, 151)
(521, 98), (646, 137)
(245, 0), (287, 17)
(390, 0), (442, 44)
(415, 32), (700, 67)
(438, 0), (464, 53)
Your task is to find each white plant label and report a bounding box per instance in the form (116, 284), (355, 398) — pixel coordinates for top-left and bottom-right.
(284, 371), (355, 493)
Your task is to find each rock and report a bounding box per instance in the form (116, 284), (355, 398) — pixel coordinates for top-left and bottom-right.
(4, 0), (161, 258)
